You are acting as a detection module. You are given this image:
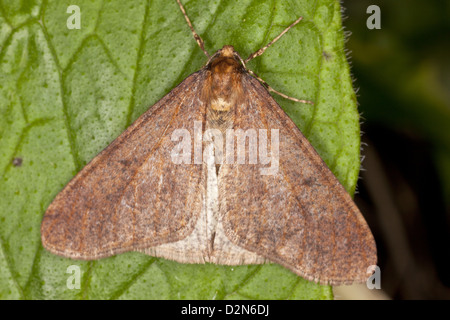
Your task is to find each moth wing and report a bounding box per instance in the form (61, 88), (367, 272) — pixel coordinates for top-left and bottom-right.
(41, 72), (206, 260)
(219, 75), (377, 285)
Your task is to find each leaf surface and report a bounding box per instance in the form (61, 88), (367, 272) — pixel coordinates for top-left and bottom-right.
(0, 0), (358, 300)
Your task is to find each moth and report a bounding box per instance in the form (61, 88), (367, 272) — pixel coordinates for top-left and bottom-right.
(41, 0), (377, 285)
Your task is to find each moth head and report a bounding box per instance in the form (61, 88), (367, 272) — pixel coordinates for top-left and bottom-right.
(206, 45), (246, 74)
(219, 45), (236, 58)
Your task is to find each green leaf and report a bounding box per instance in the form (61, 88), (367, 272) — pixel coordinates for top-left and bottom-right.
(0, 0), (358, 300)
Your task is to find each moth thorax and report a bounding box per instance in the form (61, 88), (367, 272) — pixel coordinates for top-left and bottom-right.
(209, 53), (242, 113)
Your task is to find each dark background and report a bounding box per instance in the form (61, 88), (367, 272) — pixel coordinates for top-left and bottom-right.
(342, 0), (450, 299)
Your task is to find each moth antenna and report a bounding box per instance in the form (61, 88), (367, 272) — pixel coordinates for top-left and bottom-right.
(246, 68), (314, 105)
(176, 0), (210, 58)
(245, 16), (303, 64)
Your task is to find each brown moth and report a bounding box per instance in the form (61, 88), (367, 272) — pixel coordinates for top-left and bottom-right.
(41, 0), (377, 285)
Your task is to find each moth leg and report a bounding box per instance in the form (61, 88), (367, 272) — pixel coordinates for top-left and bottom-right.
(247, 69), (314, 105)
